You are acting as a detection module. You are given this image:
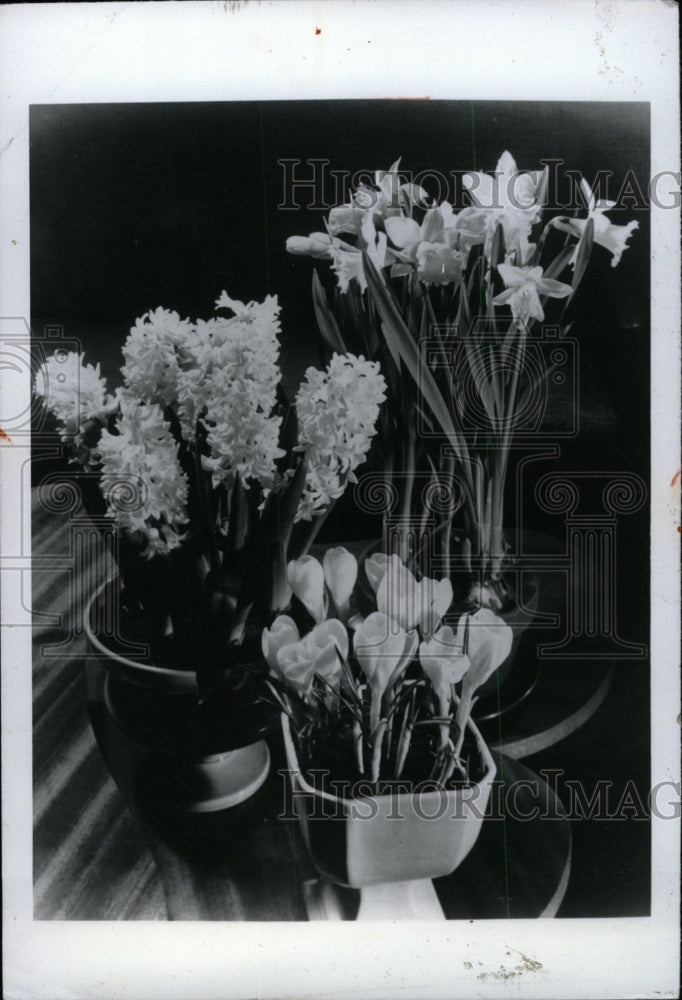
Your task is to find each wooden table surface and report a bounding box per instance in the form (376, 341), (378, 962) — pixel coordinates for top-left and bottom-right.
(32, 489), (649, 921)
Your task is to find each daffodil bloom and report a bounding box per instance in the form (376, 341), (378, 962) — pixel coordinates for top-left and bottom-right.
(322, 547), (358, 615)
(287, 555), (327, 623)
(261, 614), (300, 672)
(384, 206), (466, 286)
(554, 178), (639, 268)
(493, 263), (572, 328)
(461, 150), (543, 256)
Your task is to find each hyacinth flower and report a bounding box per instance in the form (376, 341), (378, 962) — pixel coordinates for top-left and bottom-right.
(34, 293), (387, 708)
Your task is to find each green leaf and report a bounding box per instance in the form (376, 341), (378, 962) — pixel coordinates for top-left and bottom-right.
(490, 222), (506, 271)
(312, 270), (347, 355)
(571, 216), (594, 293)
(225, 473), (250, 558)
(362, 251), (473, 478)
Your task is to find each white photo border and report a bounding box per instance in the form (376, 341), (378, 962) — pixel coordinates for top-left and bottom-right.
(1, 2), (679, 998)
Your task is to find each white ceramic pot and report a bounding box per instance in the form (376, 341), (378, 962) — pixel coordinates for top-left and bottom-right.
(281, 713), (496, 917)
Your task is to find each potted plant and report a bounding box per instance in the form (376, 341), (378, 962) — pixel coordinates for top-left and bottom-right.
(286, 154), (639, 695)
(260, 545), (512, 919)
(34, 290), (387, 812)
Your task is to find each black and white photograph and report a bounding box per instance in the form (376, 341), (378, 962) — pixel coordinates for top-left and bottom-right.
(1, 3), (680, 999)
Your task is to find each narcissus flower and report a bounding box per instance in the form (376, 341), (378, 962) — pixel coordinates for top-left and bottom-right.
(493, 263), (572, 328)
(554, 178), (639, 268)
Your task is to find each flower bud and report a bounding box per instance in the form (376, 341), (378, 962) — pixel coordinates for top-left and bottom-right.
(323, 547), (358, 611)
(285, 233), (332, 259)
(287, 555), (326, 623)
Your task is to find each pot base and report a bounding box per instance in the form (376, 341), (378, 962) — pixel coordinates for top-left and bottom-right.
(304, 877), (444, 921)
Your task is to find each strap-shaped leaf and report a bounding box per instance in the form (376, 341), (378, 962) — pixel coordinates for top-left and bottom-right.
(225, 473), (250, 558)
(363, 251), (465, 458)
(571, 216), (594, 293)
(312, 270), (347, 355)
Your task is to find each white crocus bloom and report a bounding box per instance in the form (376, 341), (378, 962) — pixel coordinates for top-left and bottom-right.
(306, 619), (348, 683)
(322, 547), (358, 613)
(261, 615), (300, 672)
(456, 608), (513, 696)
(275, 640), (315, 699)
(287, 555), (326, 624)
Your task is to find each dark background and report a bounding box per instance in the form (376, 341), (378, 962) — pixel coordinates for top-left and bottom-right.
(30, 100), (651, 917)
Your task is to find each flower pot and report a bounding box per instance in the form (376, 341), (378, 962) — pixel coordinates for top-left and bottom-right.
(85, 577), (271, 814)
(281, 714), (495, 919)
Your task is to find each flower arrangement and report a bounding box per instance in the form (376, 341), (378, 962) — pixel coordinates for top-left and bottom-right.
(287, 154), (639, 611)
(262, 546), (512, 791)
(35, 292), (386, 692)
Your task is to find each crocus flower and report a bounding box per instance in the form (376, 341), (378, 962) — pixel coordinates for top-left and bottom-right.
(493, 263), (572, 328)
(287, 555), (327, 623)
(261, 615), (300, 672)
(420, 627), (471, 707)
(276, 640), (316, 699)
(554, 178), (638, 268)
(457, 608), (513, 696)
(354, 611), (412, 732)
(419, 575), (454, 636)
(364, 552), (403, 595)
(376, 561), (424, 632)
(306, 618), (348, 683)
(322, 547), (358, 614)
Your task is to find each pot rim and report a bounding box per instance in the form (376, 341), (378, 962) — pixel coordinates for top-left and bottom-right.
(85, 575), (197, 685)
(281, 711), (496, 809)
